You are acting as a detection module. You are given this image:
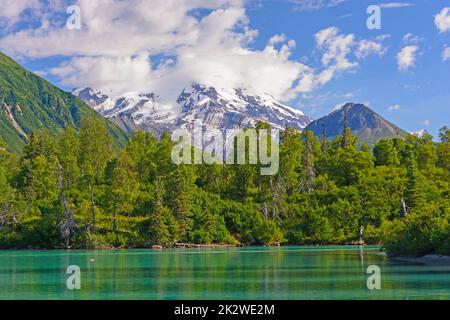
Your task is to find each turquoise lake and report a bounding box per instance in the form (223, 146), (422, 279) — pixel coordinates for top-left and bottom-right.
(0, 246), (449, 300)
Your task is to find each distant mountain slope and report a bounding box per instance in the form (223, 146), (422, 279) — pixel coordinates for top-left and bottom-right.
(0, 52), (128, 153)
(73, 84), (311, 137)
(306, 103), (407, 146)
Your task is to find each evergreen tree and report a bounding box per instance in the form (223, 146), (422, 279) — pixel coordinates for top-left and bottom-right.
(301, 130), (316, 193)
(279, 128), (303, 195)
(0, 115), (448, 254)
(374, 139), (400, 166)
(105, 151), (140, 232)
(437, 126), (450, 172)
(170, 165), (195, 241)
(148, 177), (170, 246)
(57, 127), (80, 189)
(78, 117), (112, 185)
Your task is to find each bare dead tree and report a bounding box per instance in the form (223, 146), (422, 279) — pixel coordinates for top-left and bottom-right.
(400, 199), (408, 218)
(260, 202), (269, 221)
(321, 123), (328, 153)
(303, 133), (316, 193)
(270, 176), (286, 220)
(358, 217), (364, 245)
(0, 188), (18, 230)
(56, 160), (77, 247)
(342, 108), (350, 149)
(113, 197), (118, 233)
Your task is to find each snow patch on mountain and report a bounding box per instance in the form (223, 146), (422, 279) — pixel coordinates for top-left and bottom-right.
(410, 129), (428, 138)
(72, 84), (311, 135)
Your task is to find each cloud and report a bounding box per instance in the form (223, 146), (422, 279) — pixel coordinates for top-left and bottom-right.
(402, 33), (422, 45)
(435, 7), (450, 33)
(293, 27), (357, 93)
(1, 0), (242, 58)
(355, 35), (389, 59)
(0, 0), (39, 21)
(290, 0), (346, 11)
(0, 1), (386, 107)
(396, 45), (418, 71)
(378, 2), (414, 9)
(293, 27), (386, 95)
(315, 27), (356, 69)
(50, 54), (155, 96)
(342, 92), (353, 98)
(0, 0), (40, 29)
(443, 47), (450, 61)
(45, 6), (314, 102)
(420, 119), (430, 126)
(388, 104), (400, 111)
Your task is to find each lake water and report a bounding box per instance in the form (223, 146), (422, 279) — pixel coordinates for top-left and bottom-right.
(0, 246), (449, 300)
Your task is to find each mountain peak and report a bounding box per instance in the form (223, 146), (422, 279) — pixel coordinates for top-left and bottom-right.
(71, 87), (109, 107)
(306, 102), (407, 146)
(332, 102), (369, 113)
(73, 84), (311, 135)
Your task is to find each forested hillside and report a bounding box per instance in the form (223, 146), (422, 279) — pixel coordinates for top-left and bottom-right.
(0, 118), (448, 256)
(0, 52), (128, 153)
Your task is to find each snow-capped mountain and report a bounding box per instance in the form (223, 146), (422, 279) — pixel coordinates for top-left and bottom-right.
(72, 87), (178, 135)
(72, 87), (109, 108)
(72, 84), (311, 136)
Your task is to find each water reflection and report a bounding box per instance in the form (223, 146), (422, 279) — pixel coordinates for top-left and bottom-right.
(0, 246), (448, 300)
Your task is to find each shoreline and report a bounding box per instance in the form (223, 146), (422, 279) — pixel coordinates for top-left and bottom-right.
(0, 243), (380, 251)
(2, 245), (449, 265)
(390, 254), (450, 265)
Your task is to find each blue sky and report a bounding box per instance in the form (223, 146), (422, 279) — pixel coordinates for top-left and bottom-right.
(0, 0), (449, 138)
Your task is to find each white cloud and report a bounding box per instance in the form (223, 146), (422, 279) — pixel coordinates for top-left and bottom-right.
(378, 2), (414, 9)
(1, 0), (241, 58)
(396, 45), (418, 71)
(0, 1), (383, 106)
(290, 0), (346, 11)
(355, 36), (389, 59)
(46, 6), (314, 102)
(0, 0), (40, 26)
(402, 33), (422, 45)
(435, 7), (450, 33)
(292, 27), (357, 94)
(388, 104), (400, 111)
(420, 119), (430, 126)
(342, 92), (353, 98)
(443, 47), (450, 61)
(315, 27), (356, 69)
(50, 54), (155, 96)
(268, 34), (287, 46)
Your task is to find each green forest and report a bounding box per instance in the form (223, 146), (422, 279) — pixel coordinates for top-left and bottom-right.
(0, 117), (449, 257)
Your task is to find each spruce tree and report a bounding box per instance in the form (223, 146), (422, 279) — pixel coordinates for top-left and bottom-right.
(149, 177), (170, 246)
(170, 165), (194, 241)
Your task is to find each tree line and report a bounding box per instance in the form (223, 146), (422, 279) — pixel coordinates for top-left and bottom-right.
(0, 117), (448, 256)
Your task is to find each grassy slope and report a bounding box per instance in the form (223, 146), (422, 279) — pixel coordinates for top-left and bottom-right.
(0, 52), (128, 153)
